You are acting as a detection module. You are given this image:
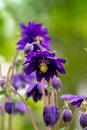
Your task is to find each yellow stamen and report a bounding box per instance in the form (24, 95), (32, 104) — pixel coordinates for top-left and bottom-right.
(81, 101), (87, 112)
(39, 63), (48, 73)
(39, 37), (43, 41)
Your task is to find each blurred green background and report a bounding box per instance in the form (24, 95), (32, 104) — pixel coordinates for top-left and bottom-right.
(0, 0), (87, 130)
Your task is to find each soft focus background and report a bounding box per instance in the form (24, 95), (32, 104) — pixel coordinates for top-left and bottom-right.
(0, 0), (87, 130)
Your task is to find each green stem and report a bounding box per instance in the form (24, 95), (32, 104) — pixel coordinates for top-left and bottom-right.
(58, 105), (64, 127)
(11, 87), (38, 130)
(54, 92), (59, 130)
(9, 115), (13, 130)
(41, 78), (46, 106)
(0, 64), (1, 77)
(2, 108), (5, 130)
(48, 82), (51, 104)
(65, 108), (80, 130)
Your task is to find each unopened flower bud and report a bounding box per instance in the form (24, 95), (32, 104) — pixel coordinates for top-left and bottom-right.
(5, 101), (15, 114)
(52, 76), (61, 90)
(62, 109), (72, 123)
(43, 105), (60, 127)
(24, 44), (34, 54)
(0, 78), (5, 87)
(84, 127), (87, 130)
(80, 112), (87, 128)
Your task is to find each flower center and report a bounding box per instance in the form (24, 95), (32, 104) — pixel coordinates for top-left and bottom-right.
(39, 63), (48, 73)
(39, 36), (43, 41)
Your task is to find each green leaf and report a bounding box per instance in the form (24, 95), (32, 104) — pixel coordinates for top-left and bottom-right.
(46, 86), (53, 92)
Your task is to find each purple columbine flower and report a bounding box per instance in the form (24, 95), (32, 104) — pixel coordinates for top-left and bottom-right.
(26, 72), (48, 102)
(0, 100), (27, 115)
(26, 82), (47, 102)
(17, 22), (51, 52)
(14, 101), (27, 114)
(12, 72), (26, 90)
(43, 105), (60, 127)
(60, 94), (87, 107)
(24, 51), (66, 82)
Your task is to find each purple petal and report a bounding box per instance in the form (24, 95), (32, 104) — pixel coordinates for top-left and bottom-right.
(57, 58), (66, 64)
(26, 62), (36, 75)
(16, 101), (27, 112)
(36, 71), (44, 82)
(60, 94), (77, 100)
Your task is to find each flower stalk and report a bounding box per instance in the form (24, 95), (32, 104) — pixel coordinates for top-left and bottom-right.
(10, 87), (38, 130)
(41, 78), (46, 106)
(65, 108), (80, 130)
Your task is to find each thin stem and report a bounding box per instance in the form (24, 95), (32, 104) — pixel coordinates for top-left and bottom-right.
(58, 105), (65, 128)
(6, 51), (18, 84)
(41, 78), (46, 106)
(9, 115), (13, 130)
(54, 92), (59, 130)
(10, 51), (18, 81)
(11, 87), (38, 130)
(48, 127), (52, 130)
(48, 82), (51, 104)
(0, 64), (2, 77)
(1, 108), (5, 130)
(1, 99), (6, 130)
(65, 108), (80, 130)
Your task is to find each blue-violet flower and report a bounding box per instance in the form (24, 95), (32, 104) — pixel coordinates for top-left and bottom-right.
(24, 51), (66, 82)
(17, 22), (51, 52)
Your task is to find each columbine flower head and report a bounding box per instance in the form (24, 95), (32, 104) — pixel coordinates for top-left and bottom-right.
(17, 22), (51, 52)
(60, 94), (87, 107)
(14, 101), (27, 114)
(12, 72), (26, 90)
(26, 72), (48, 102)
(24, 51), (66, 82)
(0, 100), (27, 115)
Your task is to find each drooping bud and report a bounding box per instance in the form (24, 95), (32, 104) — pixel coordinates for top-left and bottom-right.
(5, 101), (15, 114)
(84, 127), (87, 130)
(24, 44), (34, 54)
(62, 109), (72, 123)
(43, 105), (60, 127)
(0, 78), (5, 87)
(52, 76), (61, 91)
(80, 112), (87, 128)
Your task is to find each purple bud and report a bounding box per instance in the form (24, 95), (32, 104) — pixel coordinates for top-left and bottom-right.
(5, 101), (15, 114)
(24, 44), (34, 54)
(0, 78), (5, 87)
(84, 127), (87, 130)
(62, 109), (72, 123)
(43, 105), (60, 127)
(80, 112), (87, 128)
(52, 76), (61, 90)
